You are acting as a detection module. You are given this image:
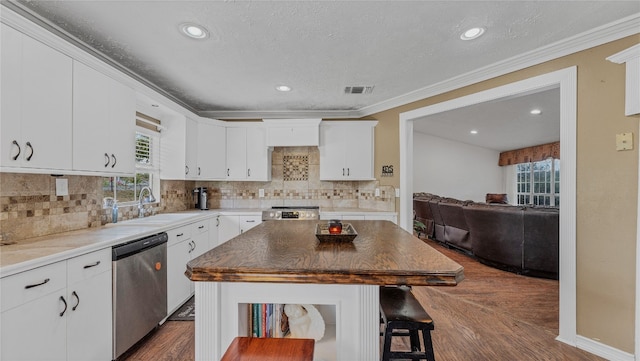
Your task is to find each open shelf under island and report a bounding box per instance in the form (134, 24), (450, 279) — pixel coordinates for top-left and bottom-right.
(186, 220), (464, 361)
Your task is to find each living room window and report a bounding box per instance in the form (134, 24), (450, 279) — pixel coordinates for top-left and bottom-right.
(516, 158), (560, 206)
(103, 128), (160, 205)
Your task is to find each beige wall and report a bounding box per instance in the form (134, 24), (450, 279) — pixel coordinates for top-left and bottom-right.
(367, 34), (640, 353)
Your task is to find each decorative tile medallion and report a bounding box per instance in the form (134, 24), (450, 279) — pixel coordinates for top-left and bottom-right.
(283, 155), (309, 181)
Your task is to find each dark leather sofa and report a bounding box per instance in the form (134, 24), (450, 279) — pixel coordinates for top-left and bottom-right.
(413, 193), (559, 279)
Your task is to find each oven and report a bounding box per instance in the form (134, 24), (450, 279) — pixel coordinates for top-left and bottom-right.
(261, 206), (320, 221)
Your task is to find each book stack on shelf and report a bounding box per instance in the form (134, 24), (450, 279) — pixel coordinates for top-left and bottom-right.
(248, 303), (289, 338)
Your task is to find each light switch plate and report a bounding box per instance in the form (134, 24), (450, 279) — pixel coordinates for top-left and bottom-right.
(395, 188), (400, 198)
(55, 178), (69, 196)
(375, 188), (380, 197)
(616, 132), (633, 151)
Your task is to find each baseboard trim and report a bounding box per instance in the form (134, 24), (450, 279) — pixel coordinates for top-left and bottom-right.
(576, 335), (634, 361)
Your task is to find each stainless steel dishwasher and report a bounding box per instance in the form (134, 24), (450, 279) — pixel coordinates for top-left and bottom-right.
(112, 232), (168, 360)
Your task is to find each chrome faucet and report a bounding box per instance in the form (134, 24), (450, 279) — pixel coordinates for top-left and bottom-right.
(138, 186), (156, 218)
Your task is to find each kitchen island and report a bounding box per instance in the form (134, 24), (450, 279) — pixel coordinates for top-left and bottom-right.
(187, 220), (463, 361)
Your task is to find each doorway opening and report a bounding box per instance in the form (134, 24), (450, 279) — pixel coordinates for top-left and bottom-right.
(399, 66), (577, 346)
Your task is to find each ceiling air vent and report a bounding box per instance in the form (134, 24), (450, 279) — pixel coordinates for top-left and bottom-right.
(344, 86), (375, 94)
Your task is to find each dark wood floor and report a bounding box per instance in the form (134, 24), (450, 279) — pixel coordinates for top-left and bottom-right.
(122, 238), (603, 361)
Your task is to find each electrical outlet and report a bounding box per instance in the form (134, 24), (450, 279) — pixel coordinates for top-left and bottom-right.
(259, 189), (265, 198)
(56, 178), (69, 196)
(375, 188), (380, 197)
(395, 188), (400, 198)
(616, 132), (633, 151)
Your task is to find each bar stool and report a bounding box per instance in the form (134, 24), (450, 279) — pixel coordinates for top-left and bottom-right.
(220, 337), (315, 361)
(379, 286), (436, 361)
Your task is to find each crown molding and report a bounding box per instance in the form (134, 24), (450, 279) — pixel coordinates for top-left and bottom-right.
(607, 43), (640, 63)
(199, 109), (363, 120)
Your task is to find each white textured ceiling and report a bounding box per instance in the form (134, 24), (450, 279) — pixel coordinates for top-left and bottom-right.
(6, 1), (638, 152)
(9, 0), (639, 119)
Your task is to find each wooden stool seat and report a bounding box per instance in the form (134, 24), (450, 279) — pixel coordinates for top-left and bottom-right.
(380, 286), (436, 361)
(221, 337), (315, 361)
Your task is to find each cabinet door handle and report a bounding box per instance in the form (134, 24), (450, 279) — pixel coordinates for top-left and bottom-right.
(185, 166), (189, 175)
(227, 168), (230, 177)
(247, 168), (251, 177)
(347, 168), (350, 176)
(342, 168), (345, 176)
(59, 296), (67, 317)
(111, 154), (117, 168)
(198, 225), (204, 229)
(104, 153), (110, 167)
(192, 241), (196, 252)
(83, 261), (101, 269)
(71, 291), (80, 311)
(25, 142), (33, 161)
(216, 217), (220, 227)
(25, 278), (50, 289)
(246, 220), (255, 223)
(11, 140), (20, 160)
(198, 167), (201, 176)
(176, 232), (184, 237)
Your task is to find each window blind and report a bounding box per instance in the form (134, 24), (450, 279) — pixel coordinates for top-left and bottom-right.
(135, 132), (154, 169)
(135, 111), (164, 132)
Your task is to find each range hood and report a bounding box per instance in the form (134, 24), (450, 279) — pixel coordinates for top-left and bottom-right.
(263, 118), (322, 147)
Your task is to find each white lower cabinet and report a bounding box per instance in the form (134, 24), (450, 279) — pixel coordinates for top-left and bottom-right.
(218, 214), (262, 245)
(0, 249), (112, 361)
(66, 269), (112, 361)
(167, 220), (211, 313)
(168, 237), (192, 313)
(218, 215), (241, 245)
(240, 215), (262, 234)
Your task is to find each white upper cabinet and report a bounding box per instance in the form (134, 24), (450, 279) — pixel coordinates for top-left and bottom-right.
(197, 121), (226, 180)
(319, 121), (377, 180)
(160, 117), (226, 180)
(225, 125), (271, 181)
(72, 61), (136, 175)
(1, 23), (73, 172)
(263, 118), (321, 147)
(185, 118), (198, 179)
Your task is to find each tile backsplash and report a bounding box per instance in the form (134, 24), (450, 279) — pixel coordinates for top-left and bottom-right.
(0, 147), (394, 244)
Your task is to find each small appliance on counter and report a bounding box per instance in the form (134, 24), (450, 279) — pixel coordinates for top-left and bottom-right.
(193, 187), (208, 210)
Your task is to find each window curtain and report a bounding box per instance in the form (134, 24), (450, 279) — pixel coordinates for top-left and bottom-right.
(498, 141), (560, 166)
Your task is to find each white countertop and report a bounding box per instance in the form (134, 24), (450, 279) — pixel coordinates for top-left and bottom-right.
(0, 208), (396, 278)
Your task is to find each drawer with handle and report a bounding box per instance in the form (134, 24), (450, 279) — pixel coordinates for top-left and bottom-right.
(192, 220), (209, 235)
(167, 225), (192, 246)
(67, 248), (111, 285)
(1, 260), (66, 312)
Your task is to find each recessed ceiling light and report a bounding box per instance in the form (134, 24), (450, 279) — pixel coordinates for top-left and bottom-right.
(179, 23), (209, 39)
(530, 109), (542, 115)
(470, 130), (478, 135)
(276, 85), (292, 92)
(460, 27), (485, 40)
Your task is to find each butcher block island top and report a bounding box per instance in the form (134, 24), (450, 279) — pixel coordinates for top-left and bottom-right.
(186, 220), (464, 286)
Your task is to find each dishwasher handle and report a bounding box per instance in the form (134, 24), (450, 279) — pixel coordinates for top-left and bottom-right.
(112, 232), (168, 261)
